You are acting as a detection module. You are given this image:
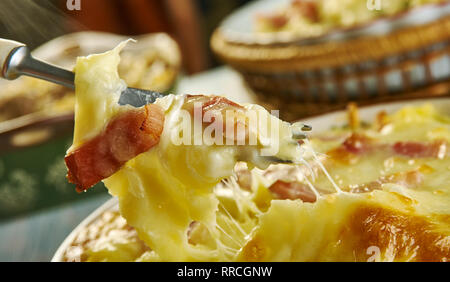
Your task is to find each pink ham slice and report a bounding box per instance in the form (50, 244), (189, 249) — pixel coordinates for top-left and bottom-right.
(269, 180), (317, 203)
(292, 0), (320, 22)
(338, 133), (448, 159)
(393, 141), (447, 159)
(263, 14), (289, 28)
(184, 95), (249, 142)
(342, 133), (377, 154)
(65, 104), (165, 192)
(183, 95), (244, 119)
(348, 170), (424, 193)
(65, 95), (246, 192)
(267, 170), (424, 202)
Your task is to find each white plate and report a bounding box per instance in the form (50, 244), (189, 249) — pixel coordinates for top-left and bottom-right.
(219, 0), (450, 45)
(51, 97), (450, 262)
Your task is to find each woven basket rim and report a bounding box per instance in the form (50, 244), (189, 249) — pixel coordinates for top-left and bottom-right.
(212, 16), (450, 71)
(252, 80), (450, 120)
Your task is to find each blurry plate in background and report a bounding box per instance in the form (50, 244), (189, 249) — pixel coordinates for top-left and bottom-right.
(0, 31), (181, 136)
(220, 0), (450, 44)
(212, 0), (450, 121)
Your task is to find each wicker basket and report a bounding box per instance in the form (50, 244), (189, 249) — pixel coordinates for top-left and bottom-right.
(211, 1), (450, 121)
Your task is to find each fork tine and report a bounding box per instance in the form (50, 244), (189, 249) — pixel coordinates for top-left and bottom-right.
(293, 132), (308, 140)
(292, 122), (312, 131)
(302, 124), (312, 131)
(263, 156), (294, 164)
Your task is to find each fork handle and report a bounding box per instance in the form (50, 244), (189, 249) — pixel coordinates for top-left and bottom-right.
(0, 39), (24, 75)
(0, 38), (75, 89)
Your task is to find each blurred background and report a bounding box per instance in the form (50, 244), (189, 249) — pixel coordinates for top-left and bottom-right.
(0, 0), (448, 261)
(0, 0), (252, 73)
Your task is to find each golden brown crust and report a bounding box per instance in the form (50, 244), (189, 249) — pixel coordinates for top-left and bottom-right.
(342, 204), (450, 262)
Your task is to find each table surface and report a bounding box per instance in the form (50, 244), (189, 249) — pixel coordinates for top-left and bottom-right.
(0, 194), (111, 262)
(0, 67), (254, 262)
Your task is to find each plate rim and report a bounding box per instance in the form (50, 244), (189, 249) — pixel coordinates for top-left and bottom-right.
(51, 197), (118, 262)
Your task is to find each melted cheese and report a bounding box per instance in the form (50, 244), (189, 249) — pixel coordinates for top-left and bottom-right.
(71, 42), (306, 261)
(239, 190), (450, 261)
(69, 42), (450, 262)
(70, 41), (130, 149)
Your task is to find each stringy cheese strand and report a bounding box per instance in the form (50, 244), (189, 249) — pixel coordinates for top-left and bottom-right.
(304, 139), (343, 193)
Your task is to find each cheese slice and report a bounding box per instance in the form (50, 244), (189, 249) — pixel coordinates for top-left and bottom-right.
(70, 40), (130, 149)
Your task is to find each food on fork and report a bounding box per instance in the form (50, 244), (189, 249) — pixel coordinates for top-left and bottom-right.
(64, 42), (450, 262)
(65, 103), (164, 192)
(65, 42), (308, 193)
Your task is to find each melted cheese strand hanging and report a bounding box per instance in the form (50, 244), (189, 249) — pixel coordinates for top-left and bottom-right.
(303, 174), (322, 200)
(304, 139), (343, 193)
(218, 202), (248, 238)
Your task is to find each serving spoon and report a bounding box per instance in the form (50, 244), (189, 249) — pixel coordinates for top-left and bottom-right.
(0, 39), (311, 163)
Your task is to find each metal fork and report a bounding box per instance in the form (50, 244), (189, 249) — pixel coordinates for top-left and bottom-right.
(0, 39), (163, 107)
(0, 39), (311, 164)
